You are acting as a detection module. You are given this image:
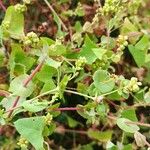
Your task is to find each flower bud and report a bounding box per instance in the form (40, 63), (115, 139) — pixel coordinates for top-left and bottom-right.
(23, 0), (31, 4)
(44, 113), (53, 125)
(15, 4), (27, 13)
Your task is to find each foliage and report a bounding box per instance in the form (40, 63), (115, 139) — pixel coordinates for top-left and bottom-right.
(0, 0), (150, 149)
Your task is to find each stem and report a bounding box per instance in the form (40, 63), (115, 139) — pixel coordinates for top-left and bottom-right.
(55, 127), (87, 135)
(23, 59), (45, 87)
(101, 89), (118, 97)
(44, 142), (50, 150)
(130, 93), (141, 102)
(64, 89), (95, 100)
(53, 107), (81, 111)
(108, 115), (150, 128)
(7, 59), (45, 117)
(121, 132), (125, 144)
(29, 88), (58, 101)
(126, 121), (150, 128)
(0, 90), (10, 97)
(43, 0), (68, 31)
(0, 0), (6, 11)
(124, 103), (150, 109)
(7, 96), (20, 117)
(105, 99), (121, 109)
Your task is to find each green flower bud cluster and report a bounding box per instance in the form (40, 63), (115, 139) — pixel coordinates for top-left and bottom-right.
(1, 21), (10, 30)
(72, 32), (83, 47)
(49, 39), (61, 51)
(116, 35), (128, 51)
(44, 113), (53, 125)
(128, 0), (142, 14)
(112, 35), (128, 63)
(123, 77), (142, 93)
(75, 2), (84, 17)
(23, 0), (31, 5)
(23, 32), (39, 46)
(112, 53), (122, 63)
(91, 13), (100, 27)
(75, 57), (87, 70)
(100, 0), (122, 16)
(92, 56), (109, 70)
(51, 92), (59, 101)
(15, 4), (27, 13)
(17, 137), (28, 149)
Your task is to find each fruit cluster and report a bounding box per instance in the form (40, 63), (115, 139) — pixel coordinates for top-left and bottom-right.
(44, 113), (53, 125)
(123, 77), (142, 93)
(23, 32), (39, 46)
(15, 4), (27, 13)
(17, 137), (28, 149)
(75, 57), (87, 70)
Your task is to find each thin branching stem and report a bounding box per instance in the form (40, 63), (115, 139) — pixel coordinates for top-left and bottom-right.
(43, 0), (68, 31)
(7, 59), (45, 117)
(0, 0), (6, 11)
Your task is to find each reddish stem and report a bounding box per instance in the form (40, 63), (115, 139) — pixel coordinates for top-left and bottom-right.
(7, 59), (45, 118)
(57, 128), (87, 135)
(105, 99), (120, 108)
(23, 59), (45, 87)
(0, 0), (6, 11)
(53, 107), (81, 111)
(0, 90), (10, 97)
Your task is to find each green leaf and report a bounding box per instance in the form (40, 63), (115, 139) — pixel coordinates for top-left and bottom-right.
(2, 6), (24, 39)
(66, 115), (80, 128)
(93, 70), (115, 93)
(144, 90), (150, 103)
(14, 117), (45, 150)
(120, 18), (139, 44)
(59, 75), (70, 92)
(1, 96), (25, 112)
(0, 49), (5, 67)
(107, 91), (122, 101)
(22, 99), (49, 112)
(128, 45), (145, 67)
(123, 144), (133, 150)
(121, 109), (138, 122)
(43, 123), (56, 137)
(92, 48), (107, 60)
(40, 37), (55, 46)
(117, 118), (140, 133)
(135, 35), (149, 51)
(40, 80), (56, 94)
(0, 26), (3, 46)
(49, 43), (66, 56)
(45, 57), (62, 69)
(9, 74), (35, 97)
(106, 141), (117, 150)
(87, 129), (112, 142)
(9, 44), (35, 78)
(36, 65), (56, 83)
(79, 35), (97, 64)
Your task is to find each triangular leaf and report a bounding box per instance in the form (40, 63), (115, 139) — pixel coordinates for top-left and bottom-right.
(93, 70), (115, 93)
(79, 35), (97, 64)
(14, 117), (45, 150)
(117, 118), (140, 133)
